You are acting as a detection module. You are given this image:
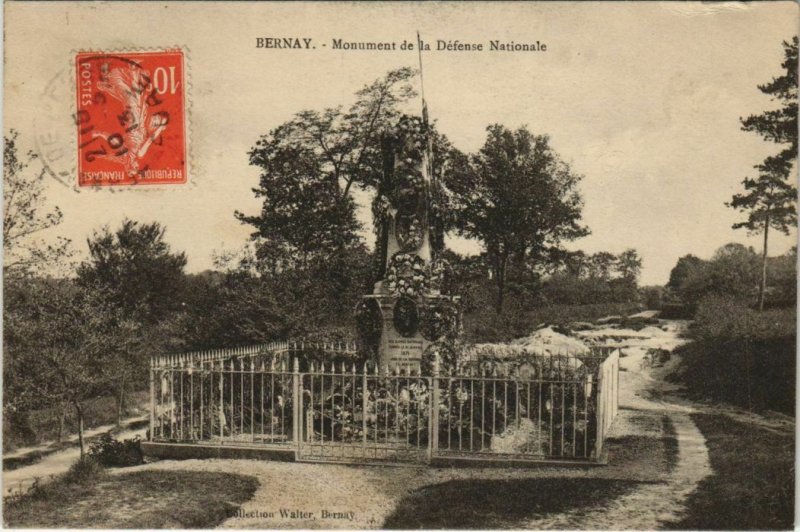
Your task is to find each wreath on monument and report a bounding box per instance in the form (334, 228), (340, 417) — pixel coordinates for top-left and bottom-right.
(386, 252), (428, 297)
(388, 116), (428, 213)
(395, 214), (425, 252)
(355, 298), (383, 358)
(419, 300), (459, 342)
(393, 296), (419, 338)
(389, 115), (428, 157)
(420, 341), (459, 375)
(392, 166), (426, 213)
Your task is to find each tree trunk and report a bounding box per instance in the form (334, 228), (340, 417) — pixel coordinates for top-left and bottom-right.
(495, 258), (507, 314)
(116, 382), (126, 427)
(758, 218), (770, 311)
(57, 403), (67, 443)
(73, 401), (85, 458)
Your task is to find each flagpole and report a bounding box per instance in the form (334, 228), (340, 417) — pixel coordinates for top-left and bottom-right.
(416, 31), (428, 126)
(416, 31), (435, 223)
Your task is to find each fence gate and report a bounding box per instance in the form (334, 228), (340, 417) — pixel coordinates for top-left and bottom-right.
(297, 363), (431, 464)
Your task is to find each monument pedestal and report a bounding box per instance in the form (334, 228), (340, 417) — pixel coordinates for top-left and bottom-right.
(359, 294), (428, 370)
(360, 293), (459, 371)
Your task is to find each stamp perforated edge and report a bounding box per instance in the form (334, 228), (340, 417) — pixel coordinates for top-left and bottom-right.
(67, 45), (194, 191)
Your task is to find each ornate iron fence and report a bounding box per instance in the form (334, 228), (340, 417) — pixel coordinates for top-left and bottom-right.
(149, 343), (619, 465)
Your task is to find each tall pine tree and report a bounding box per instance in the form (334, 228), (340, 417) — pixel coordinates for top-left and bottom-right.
(728, 36), (798, 310)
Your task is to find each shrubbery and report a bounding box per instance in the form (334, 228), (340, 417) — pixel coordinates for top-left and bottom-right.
(670, 295), (795, 414)
(665, 245), (796, 316)
(88, 434), (144, 468)
(462, 296), (641, 343)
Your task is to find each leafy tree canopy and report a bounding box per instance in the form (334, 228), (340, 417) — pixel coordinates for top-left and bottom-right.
(77, 219), (187, 323)
(449, 124), (589, 310)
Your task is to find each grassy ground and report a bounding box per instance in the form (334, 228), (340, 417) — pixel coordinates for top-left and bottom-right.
(3, 465), (258, 528)
(383, 477), (646, 529)
(382, 412), (680, 529)
(664, 412), (794, 530)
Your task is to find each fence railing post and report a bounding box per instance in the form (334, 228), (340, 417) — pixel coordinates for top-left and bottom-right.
(429, 354), (440, 462)
(362, 364), (368, 451)
(614, 350), (620, 419)
(292, 357), (301, 448)
(594, 359), (605, 460)
(149, 357), (155, 441)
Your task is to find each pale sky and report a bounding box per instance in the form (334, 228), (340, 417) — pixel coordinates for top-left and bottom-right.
(4, 1), (798, 285)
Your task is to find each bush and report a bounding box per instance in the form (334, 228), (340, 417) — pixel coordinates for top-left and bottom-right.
(640, 286), (664, 310)
(659, 303), (695, 320)
(87, 434), (144, 468)
(670, 295), (795, 414)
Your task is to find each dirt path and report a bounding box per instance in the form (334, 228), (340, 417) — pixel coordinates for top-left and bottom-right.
(526, 337), (713, 529)
(3, 417), (147, 497)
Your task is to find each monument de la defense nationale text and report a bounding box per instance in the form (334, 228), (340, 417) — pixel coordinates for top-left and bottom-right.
(255, 37), (547, 52)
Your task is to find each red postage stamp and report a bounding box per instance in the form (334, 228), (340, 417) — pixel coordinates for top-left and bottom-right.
(75, 50), (187, 186)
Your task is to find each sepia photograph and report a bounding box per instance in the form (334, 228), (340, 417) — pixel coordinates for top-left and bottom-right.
(2, 1), (797, 529)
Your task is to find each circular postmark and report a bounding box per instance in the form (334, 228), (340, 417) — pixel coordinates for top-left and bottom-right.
(34, 67), (77, 190)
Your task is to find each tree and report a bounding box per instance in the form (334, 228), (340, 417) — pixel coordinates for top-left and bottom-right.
(3, 279), (125, 456)
(667, 244), (761, 305)
(610, 249), (642, 303)
(77, 219), (188, 322)
(450, 125), (589, 311)
(3, 130), (70, 275)
(707, 243), (761, 299)
(640, 285), (665, 310)
(667, 254), (705, 294)
(77, 219), (188, 424)
(586, 252), (617, 280)
(616, 249), (643, 282)
(729, 36), (798, 311)
(238, 68), (418, 269)
(561, 250), (589, 278)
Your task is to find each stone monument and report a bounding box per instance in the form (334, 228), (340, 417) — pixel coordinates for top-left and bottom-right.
(355, 111), (460, 372)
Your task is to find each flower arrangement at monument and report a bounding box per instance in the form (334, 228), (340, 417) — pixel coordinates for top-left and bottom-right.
(386, 252), (428, 297)
(421, 341), (459, 374)
(393, 296), (420, 337)
(395, 214), (425, 252)
(420, 300), (459, 342)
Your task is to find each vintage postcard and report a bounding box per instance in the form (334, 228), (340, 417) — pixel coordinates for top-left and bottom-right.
(3, 1), (797, 530)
